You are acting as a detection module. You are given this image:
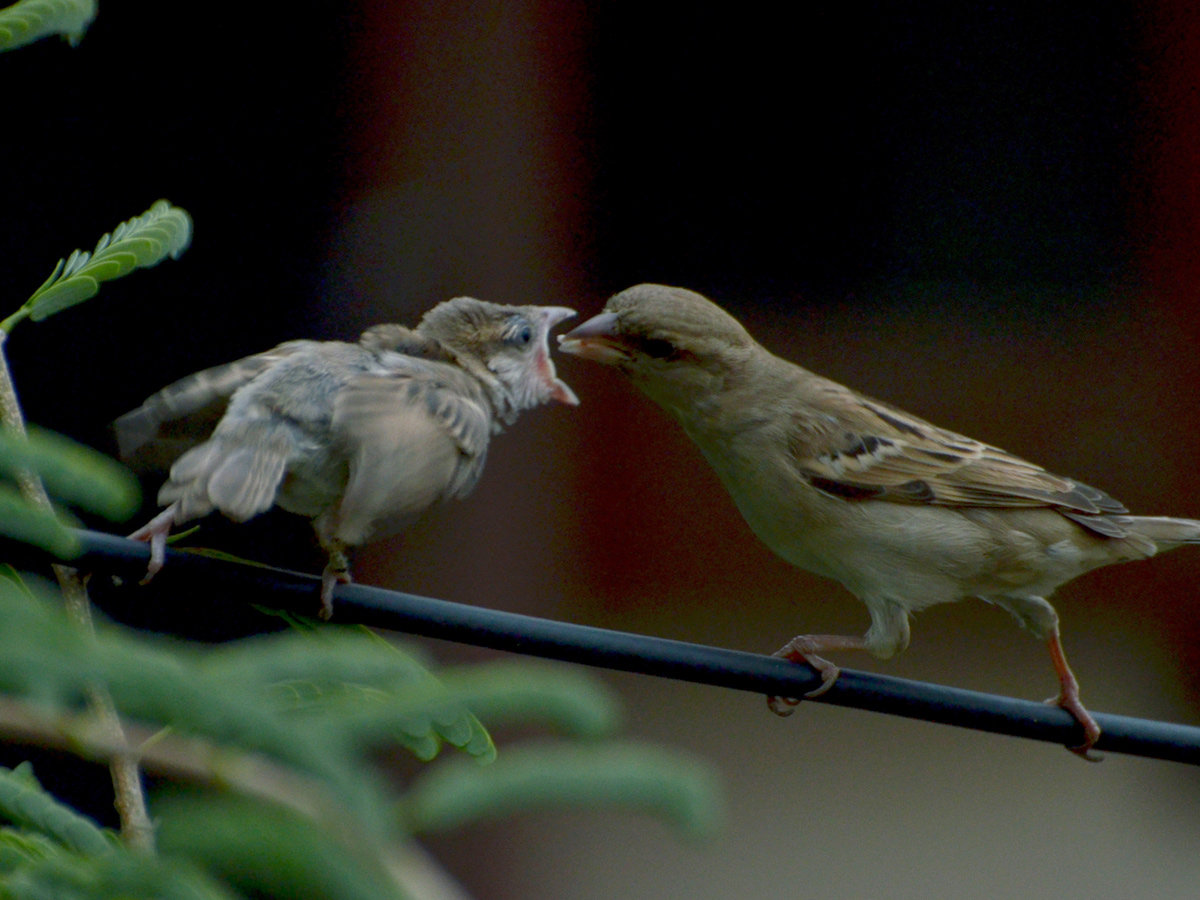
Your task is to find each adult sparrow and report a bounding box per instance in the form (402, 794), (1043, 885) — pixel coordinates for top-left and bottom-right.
(558, 283), (1200, 756)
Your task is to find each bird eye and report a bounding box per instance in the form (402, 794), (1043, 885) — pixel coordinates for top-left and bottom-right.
(509, 322), (534, 347)
(638, 337), (678, 360)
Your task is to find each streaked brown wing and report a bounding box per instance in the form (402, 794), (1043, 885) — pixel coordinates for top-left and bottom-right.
(792, 388), (1127, 527)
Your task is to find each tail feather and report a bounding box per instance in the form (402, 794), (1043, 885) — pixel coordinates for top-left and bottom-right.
(1124, 515), (1200, 551)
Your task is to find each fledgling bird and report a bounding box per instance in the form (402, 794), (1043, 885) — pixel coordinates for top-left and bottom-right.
(117, 298), (578, 618)
(558, 283), (1200, 757)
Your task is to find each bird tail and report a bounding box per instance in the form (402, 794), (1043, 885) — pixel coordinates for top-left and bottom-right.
(1123, 516), (1200, 552)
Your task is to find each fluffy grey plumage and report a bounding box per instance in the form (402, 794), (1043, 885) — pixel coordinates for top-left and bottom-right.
(121, 298), (578, 616)
(559, 283), (1200, 757)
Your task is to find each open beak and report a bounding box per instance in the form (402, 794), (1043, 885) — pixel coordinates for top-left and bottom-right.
(539, 307), (581, 406)
(556, 312), (631, 365)
(540, 306), (578, 330)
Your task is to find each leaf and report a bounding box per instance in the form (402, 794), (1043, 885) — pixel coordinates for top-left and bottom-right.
(26, 260), (63, 300)
(0, 0), (95, 53)
(25, 200), (192, 323)
(437, 661), (621, 739)
(0, 428), (140, 521)
(0, 826), (69, 872)
(0, 565), (35, 601)
(24, 276), (98, 321)
(2, 848), (239, 900)
(211, 630), (498, 764)
(0, 590), (390, 834)
(0, 483), (79, 558)
(0, 765), (113, 857)
(156, 796), (403, 900)
(403, 741), (723, 838)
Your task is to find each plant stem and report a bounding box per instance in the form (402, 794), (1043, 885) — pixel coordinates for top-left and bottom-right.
(0, 331), (155, 852)
(0, 306), (30, 334)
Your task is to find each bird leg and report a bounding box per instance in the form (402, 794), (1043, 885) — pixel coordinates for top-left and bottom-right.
(127, 503), (179, 584)
(767, 634), (870, 715)
(1044, 627), (1102, 760)
(319, 545), (352, 620)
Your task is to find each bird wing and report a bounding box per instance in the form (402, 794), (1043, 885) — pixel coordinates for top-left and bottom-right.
(114, 341), (313, 465)
(790, 383), (1128, 533)
(328, 365), (493, 544)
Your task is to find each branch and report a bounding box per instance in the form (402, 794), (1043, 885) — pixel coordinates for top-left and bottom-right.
(24, 529), (1200, 767)
(0, 337), (153, 851)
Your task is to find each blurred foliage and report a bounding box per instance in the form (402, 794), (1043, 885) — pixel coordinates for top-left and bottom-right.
(0, 0), (94, 52)
(0, 583), (721, 898)
(0, 428), (140, 557)
(0, 763), (113, 857)
(404, 740), (722, 838)
(0, 7), (722, 898)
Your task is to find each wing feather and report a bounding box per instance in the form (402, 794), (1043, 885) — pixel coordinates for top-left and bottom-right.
(791, 389), (1127, 535)
(114, 341), (313, 464)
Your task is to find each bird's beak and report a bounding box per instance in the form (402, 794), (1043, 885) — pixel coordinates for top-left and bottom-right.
(540, 306), (578, 330)
(556, 312), (630, 365)
(539, 307), (581, 406)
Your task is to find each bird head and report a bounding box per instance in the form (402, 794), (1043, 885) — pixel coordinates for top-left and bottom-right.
(557, 284), (756, 410)
(419, 298), (580, 416)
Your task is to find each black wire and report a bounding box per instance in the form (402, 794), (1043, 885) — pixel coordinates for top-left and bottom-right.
(52, 530), (1200, 766)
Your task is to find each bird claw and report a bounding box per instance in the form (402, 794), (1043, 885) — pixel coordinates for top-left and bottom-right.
(1043, 630), (1102, 760)
(319, 565), (352, 620)
(127, 505), (175, 585)
(767, 695), (802, 716)
(1044, 693), (1103, 761)
(767, 639), (843, 715)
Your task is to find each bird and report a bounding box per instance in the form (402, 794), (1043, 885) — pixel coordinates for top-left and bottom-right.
(117, 297), (579, 618)
(557, 282), (1200, 757)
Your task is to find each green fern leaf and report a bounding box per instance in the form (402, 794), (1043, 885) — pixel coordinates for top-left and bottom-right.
(213, 630), (498, 764)
(156, 796), (402, 900)
(0, 0), (95, 52)
(1, 849), (239, 900)
(0, 428), (140, 521)
(0, 826), (69, 873)
(403, 741), (723, 838)
(0, 566), (33, 600)
(23, 200), (192, 324)
(437, 661), (621, 739)
(25, 276), (97, 319)
(0, 483), (79, 558)
(0, 765), (113, 857)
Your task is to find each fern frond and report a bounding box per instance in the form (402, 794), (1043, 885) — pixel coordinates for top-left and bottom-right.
(436, 661), (621, 739)
(403, 741), (722, 839)
(0, 0), (95, 53)
(209, 629), (496, 762)
(0, 586), (387, 833)
(0, 826), (70, 872)
(0, 482), (79, 558)
(3, 201), (192, 333)
(0, 428), (140, 521)
(263, 658), (625, 767)
(0, 764), (113, 857)
(155, 796), (404, 900)
(1, 848), (238, 900)
(0, 566), (34, 601)
(207, 636), (620, 765)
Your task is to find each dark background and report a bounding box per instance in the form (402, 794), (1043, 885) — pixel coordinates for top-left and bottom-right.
(4, 4), (1157, 427)
(4, 3), (1200, 898)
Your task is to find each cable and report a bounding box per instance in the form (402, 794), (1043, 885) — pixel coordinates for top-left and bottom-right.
(52, 529), (1200, 765)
